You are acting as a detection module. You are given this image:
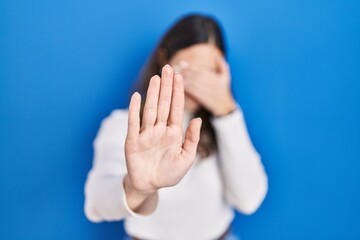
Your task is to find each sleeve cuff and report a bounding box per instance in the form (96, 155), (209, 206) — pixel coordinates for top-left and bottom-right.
(210, 104), (244, 131)
(121, 176), (149, 218)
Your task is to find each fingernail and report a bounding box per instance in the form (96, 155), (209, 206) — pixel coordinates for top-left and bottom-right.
(163, 64), (172, 73)
(173, 65), (181, 74)
(178, 60), (189, 69)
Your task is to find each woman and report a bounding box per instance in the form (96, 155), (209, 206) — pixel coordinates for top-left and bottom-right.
(84, 14), (268, 240)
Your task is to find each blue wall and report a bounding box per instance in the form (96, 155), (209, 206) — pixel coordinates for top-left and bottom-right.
(1, 0), (359, 239)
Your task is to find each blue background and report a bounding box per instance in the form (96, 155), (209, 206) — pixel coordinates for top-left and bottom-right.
(1, 0), (360, 239)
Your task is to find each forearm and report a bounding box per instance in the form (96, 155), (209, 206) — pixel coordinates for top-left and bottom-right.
(211, 107), (268, 213)
(219, 145), (268, 214)
(84, 172), (129, 222)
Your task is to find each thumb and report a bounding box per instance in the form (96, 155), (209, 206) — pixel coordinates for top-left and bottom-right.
(181, 117), (202, 160)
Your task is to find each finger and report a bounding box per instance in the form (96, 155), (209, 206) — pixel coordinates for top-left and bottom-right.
(181, 67), (201, 77)
(183, 77), (213, 101)
(172, 60), (189, 74)
(186, 63), (215, 74)
(217, 57), (230, 75)
(182, 117), (202, 160)
(142, 75), (160, 129)
(127, 92), (141, 140)
(168, 73), (184, 126)
(182, 67), (214, 84)
(156, 64), (174, 125)
(181, 69), (201, 86)
(184, 79), (217, 112)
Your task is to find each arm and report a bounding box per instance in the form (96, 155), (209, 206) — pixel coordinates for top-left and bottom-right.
(84, 110), (154, 222)
(84, 65), (202, 222)
(179, 58), (268, 214)
(211, 106), (268, 215)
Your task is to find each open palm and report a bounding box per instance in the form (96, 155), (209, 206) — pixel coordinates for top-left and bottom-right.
(125, 65), (202, 193)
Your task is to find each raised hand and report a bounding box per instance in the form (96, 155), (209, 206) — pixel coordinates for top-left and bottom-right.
(124, 65), (202, 201)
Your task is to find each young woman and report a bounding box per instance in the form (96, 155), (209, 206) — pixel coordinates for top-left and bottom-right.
(84, 14), (268, 240)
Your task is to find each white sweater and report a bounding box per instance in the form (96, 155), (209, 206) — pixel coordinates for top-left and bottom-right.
(84, 106), (268, 240)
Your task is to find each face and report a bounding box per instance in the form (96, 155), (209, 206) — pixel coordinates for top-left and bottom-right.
(168, 43), (224, 112)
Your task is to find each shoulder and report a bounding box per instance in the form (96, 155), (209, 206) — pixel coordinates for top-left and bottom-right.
(94, 109), (129, 146)
(100, 109), (129, 128)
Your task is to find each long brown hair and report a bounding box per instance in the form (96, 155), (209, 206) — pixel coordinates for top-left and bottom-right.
(135, 14), (226, 158)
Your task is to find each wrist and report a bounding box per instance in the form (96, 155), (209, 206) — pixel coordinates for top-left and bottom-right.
(123, 175), (159, 215)
(124, 175), (157, 199)
(212, 95), (237, 117)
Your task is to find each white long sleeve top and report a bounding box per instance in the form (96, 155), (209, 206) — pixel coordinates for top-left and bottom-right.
(84, 106), (268, 240)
